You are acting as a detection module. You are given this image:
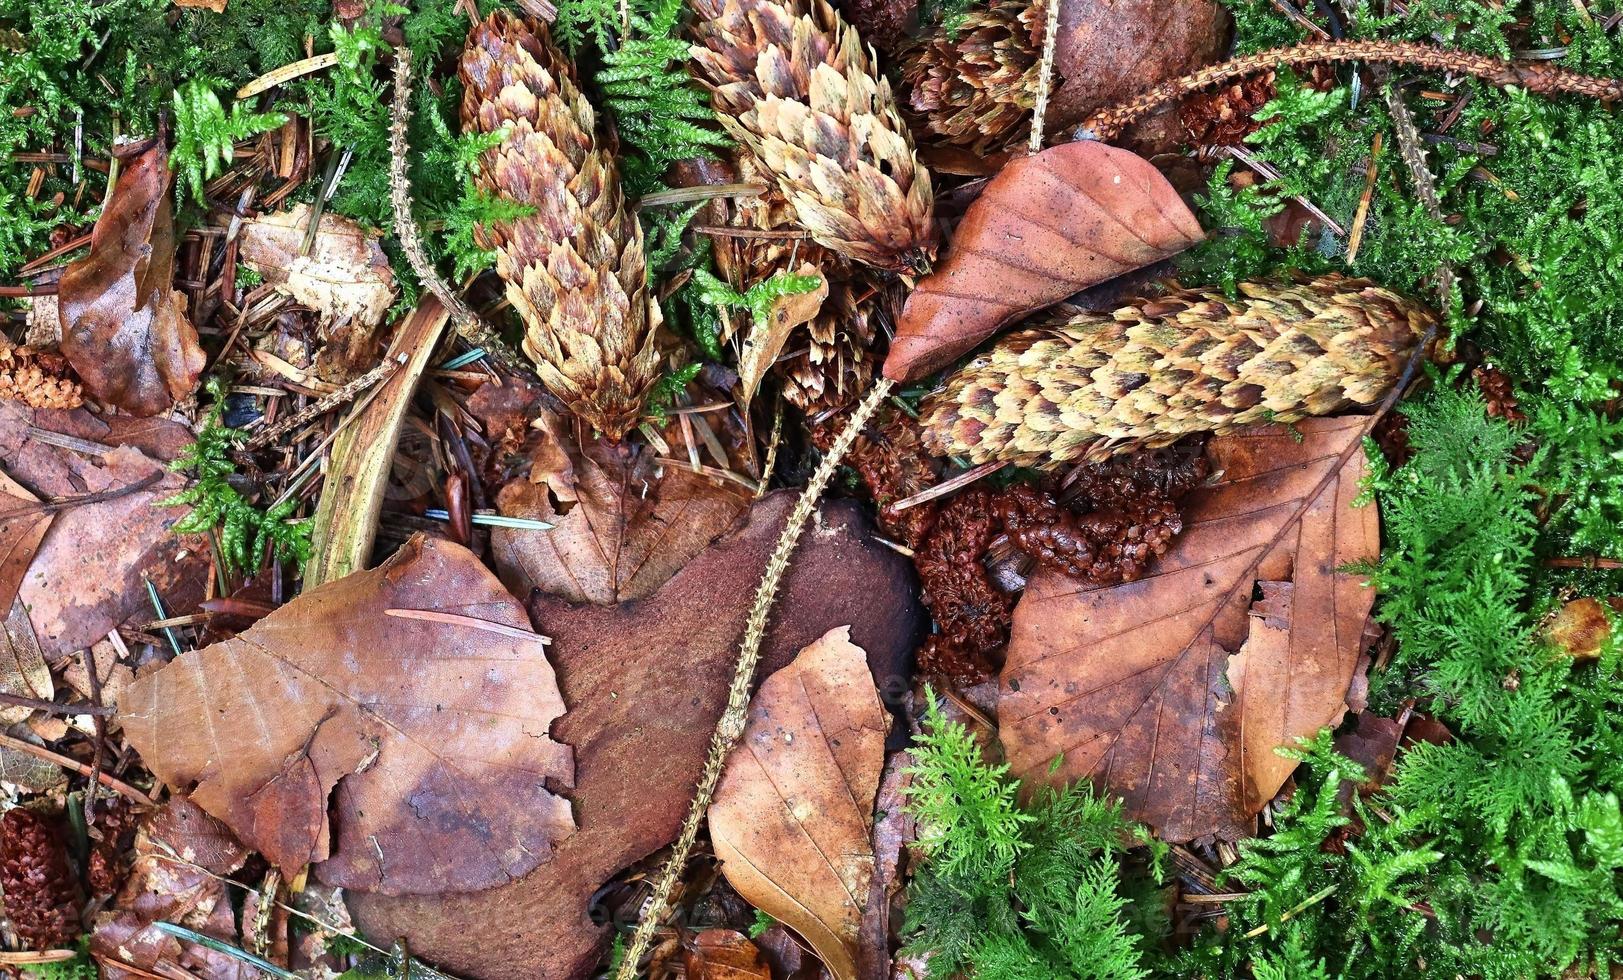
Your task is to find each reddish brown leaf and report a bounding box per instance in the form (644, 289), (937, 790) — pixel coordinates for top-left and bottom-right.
(492, 415), (753, 605)
(684, 929), (774, 980)
(0, 401), (209, 659)
(998, 417), (1379, 841)
(710, 628), (888, 980)
(884, 142), (1205, 383)
(120, 535), (576, 895)
(0, 468), (51, 616)
(58, 144), (205, 417)
(91, 799), (254, 980)
(1547, 596), (1621, 660)
(349, 495), (923, 980)
(1049, 0), (1232, 140)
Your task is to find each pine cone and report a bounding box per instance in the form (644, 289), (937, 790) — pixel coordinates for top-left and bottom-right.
(898, 0), (1042, 154)
(920, 275), (1434, 468)
(1, 808), (80, 950)
(780, 280), (879, 413)
(710, 156), (880, 413)
(689, 0), (936, 273)
(0, 340), (83, 410)
(460, 12), (661, 439)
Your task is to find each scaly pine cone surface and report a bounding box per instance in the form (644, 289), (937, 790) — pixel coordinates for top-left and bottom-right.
(898, 0), (1042, 153)
(0, 340), (83, 410)
(921, 275), (1434, 467)
(779, 281), (879, 413)
(710, 156), (880, 413)
(1, 808), (80, 950)
(461, 11), (661, 439)
(689, 0), (936, 273)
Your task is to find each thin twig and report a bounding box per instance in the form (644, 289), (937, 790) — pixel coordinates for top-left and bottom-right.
(382, 608), (551, 644)
(756, 399), (784, 498)
(0, 472), (163, 522)
(892, 461), (1007, 512)
(1344, 130), (1382, 264)
(615, 377), (897, 979)
(1082, 40), (1623, 141)
(242, 356), (402, 452)
(0, 692), (113, 717)
(0, 731), (153, 805)
(389, 47), (527, 376)
(637, 183), (765, 208)
(1027, 0), (1063, 153)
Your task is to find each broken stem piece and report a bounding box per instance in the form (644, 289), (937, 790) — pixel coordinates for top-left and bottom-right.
(1083, 40), (1623, 141)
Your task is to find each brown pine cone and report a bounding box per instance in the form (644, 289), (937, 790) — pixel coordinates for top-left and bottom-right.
(710, 156), (881, 413)
(689, 0), (936, 273)
(86, 798), (141, 896)
(920, 275), (1435, 468)
(1473, 364), (1525, 424)
(0, 339), (83, 410)
(460, 12), (661, 439)
(1, 808), (80, 950)
(779, 281), (879, 413)
(898, 0), (1042, 154)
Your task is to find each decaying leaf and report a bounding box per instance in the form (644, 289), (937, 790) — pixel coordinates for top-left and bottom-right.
(238, 203), (398, 333)
(0, 468), (51, 615)
(684, 929), (773, 980)
(999, 417), (1379, 841)
(1, 401), (209, 659)
(92, 799), (253, 980)
(58, 143), (206, 417)
(737, 264), (830, 405)
(172, 0), (229, 10)
(121, 535), (576, 895)
(1049, 0), (1231, 140)
(1547, 596), (1621, 660)
(710, 627), (888, 980)
(0, 597), (52, 726)
(493, 414), (753, 605)
(884, 141), (1205, 382)
(350, 495), (924, 980)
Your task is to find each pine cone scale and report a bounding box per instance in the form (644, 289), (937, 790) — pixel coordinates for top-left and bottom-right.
(921, 276), (1434, 467)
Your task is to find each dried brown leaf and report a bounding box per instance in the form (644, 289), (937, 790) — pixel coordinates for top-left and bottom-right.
(685, 929), (774, 980)
(0, 401), (209, 659)
(493, 419), (753, 605)
(1049, 0), (1231, 139)
(0, 468), (51, 618)
(884, 142), (1205, 383)
(0, 597), (52, 726)
(998, 417), (1378, 841)
(349, 495), (923, 980)
(710, 627), (888, 980)
(239, 203), (398, 333)
(58, 143), (205, 416)
(121, 535), (576, 895)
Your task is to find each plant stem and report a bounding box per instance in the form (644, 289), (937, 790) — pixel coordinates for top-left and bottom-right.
(614, 376), (896, 979)
(1082, 40), (1623, 141)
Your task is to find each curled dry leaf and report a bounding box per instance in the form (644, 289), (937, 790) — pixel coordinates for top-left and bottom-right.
(737, 264), (830, 405)
(1049, 0), (1231, 141)
(121, 535), (576, 895)
(58, 143), (205, 417)
(238, 203), (398, 333)
(710, 627), (889, 980)
(1, 401), (209, 659)
(999, 417), (1379, 841)
(92, 799), (253, 980)
(350, 496), (924, 980)
(493, 411), (753, 605)
(685, 929), (774, 980)
(884, 141), (1205, 383)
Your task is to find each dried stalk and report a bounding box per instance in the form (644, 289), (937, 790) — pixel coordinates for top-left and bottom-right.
(1082, 40), (1623, 140)
(615, 375), (896, 979)
(242, 357), (401, 452)
(1027, 0), (1062, 153)
(388, 47), (527, 376)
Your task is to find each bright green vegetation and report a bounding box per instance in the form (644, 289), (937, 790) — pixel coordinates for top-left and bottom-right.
(1188, 0), (1623, 400)
(902, 698), (1158, 980)
(162, 379), (314, 573)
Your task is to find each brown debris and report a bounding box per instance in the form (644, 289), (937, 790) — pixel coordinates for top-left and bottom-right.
(811, 406), (940, 551)
(1474, 364), (1526, 424)
(0, 807), (80, 950)
(915, 488), (1010, 684)
(0, 340), (83, 410)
